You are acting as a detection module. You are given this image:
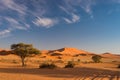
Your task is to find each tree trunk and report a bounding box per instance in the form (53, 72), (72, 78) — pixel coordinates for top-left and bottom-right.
(21, 57), (25, 67)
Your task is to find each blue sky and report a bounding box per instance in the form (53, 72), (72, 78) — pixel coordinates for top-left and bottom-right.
(0, 0), (120, 54)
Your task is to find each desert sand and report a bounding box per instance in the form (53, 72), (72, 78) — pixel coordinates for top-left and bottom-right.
(0, 48), (120, 80)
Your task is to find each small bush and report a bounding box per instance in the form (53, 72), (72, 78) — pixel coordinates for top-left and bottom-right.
(57, 56), (62, 59)
(92, 55), (102, 63)
(40, 56), (46, 58)
(79, 54), (87, 56)
(12, 60), (19, 64)
(118, 64), (120, 68)
(64, 61), (75, 68)
(39, 62), (57, 69)
(0, 50), (10, 55)
(51, 53), (62, 56)
(77, 59), (81, 62)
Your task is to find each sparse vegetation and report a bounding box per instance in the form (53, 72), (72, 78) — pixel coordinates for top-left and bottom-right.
(92, 55), (102, 63)
(39, 62), (57, 69)
(11, 43), (40, 66)
(55, 60), (64, 63)
(51, 53), (62, 56)
(57, 56), (62, 59)
(64, 61), (75, 68)
(12, 60), (19, 64)
(40, 56), (46, 58)
(79, 54), (87, 56)
(74, 54), (87, 57)
(118, 64), (120, 68)
(0, 50), (10, 55)
(77, 59), (81, 62)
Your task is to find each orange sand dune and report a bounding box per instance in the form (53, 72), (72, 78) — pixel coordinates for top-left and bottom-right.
(0, 48), (10, 51)
(0, 48), (3, 51)
(101, 52), (120, 58)
(0, 48), (120, 80)
(46, 47), (92, 56)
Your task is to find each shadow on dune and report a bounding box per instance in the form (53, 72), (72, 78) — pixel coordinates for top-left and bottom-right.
(0, 67), (119, 79)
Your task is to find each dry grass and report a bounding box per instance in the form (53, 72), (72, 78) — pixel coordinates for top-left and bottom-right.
(0, 54), (120, 80)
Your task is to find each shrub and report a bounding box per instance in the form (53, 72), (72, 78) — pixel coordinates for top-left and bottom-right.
(51, 53), (62, 56)
(0, 50), (10, 55)
(39, 62), (57, 69)
(92, 55), (102, 63)
(118, 64), (120, 68)
(64, 61), (75, 68)
(77, 59), (81, 62)
(12, 60), (19, 64)
(79, 54), (87, 56)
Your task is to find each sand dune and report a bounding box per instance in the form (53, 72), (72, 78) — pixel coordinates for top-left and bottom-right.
(101, 52), (120, 58)
(0, 47), (120, 80)
(0, 48), (10, 52)
(44, 47), (92, 56)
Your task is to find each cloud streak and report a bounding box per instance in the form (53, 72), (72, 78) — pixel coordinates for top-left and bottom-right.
(0, 0), (96, 38)
(60, 0), (95, 19)
(0, 0), (26, 15)
(4, 17), (29, 30)
(0, 29), (11, 35)
(33, 17), (58, 28)
(0, 0), (118, 38)
(63, 13), (80, 24)
(0, 29), (11, 38)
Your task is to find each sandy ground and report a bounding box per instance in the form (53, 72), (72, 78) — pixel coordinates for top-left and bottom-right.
(0, 54), (120, 80)
(0, 65), (119, 80)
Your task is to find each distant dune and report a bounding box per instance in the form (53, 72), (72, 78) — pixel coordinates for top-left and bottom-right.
(100, 52), (120, 58)
(0, 48), (10, 51)
(41, 47), (93, 56)
(0, 48), (4, 51)
(1, 47), (120, 57)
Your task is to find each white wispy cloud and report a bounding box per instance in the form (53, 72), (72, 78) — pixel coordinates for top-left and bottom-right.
(0, 0), (48, 38)
(0, 16), (30, 38)
(33, 17), (58, 28)
(4, 17), (29, 30)
(1, 0), (26, 15)
(72, 14), (80, 23)
(0, 29), (11, 38)
(63, 13), (80, 24)
(61, 0), (95, 18)
(59, 5), (80, 23)
(80, 0), (95, 14)
(5, 17), (19, 24)
(24, 23), (30, 28)
(0, 0), (96, 39)
(63, 18), (73, 24)
(27, 0), (47, 17)
(59, 6), (70, 15)
(0, 0), (93, 30)
(0, 29), (11, 35)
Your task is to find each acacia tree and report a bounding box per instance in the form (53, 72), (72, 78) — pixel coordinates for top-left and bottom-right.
(11, 43), (40, 66)
(92, 55), (102, 63)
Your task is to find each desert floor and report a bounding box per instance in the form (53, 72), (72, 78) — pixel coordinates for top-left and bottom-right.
(0, 54), (120, 80)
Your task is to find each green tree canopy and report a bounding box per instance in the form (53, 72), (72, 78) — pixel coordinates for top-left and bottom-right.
(11, 43), (40, 66)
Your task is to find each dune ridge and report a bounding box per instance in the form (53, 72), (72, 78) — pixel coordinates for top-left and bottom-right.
(43, 47), (92, 56)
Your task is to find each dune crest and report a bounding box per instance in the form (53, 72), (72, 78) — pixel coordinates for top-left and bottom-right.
(42, 47), (92, 56)
(101, 52), (120, 58)
(0, 48), (10, 51)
